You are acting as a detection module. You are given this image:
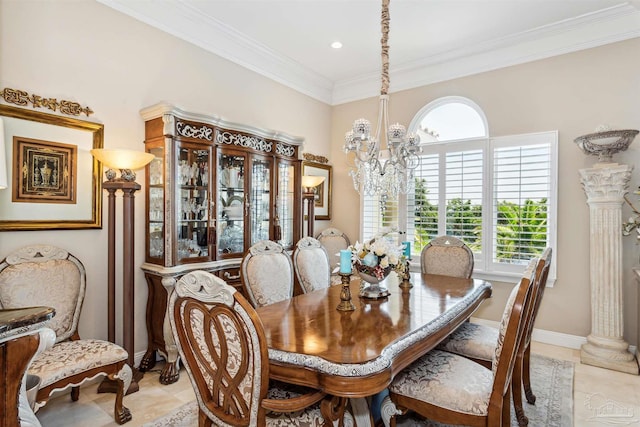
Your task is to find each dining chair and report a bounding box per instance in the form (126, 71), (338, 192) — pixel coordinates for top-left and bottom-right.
(168, 270), (349, 426)
(435, 248), (552, 426)
(293, 236), (331, 293)
(420, 235), (474, 278)
(0, 245), (132, 424)
(315, 227), (351, 273)
(241, 240), (294, 307)
(382, 257), (538, 427)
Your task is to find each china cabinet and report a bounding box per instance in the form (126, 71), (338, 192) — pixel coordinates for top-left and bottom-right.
(140, 103), (303, 384)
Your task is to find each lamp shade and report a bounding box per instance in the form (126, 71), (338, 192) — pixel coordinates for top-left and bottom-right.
(301, 175), (325, 189)
(0, 117), (6, 189)
(90, 149), (154, 170)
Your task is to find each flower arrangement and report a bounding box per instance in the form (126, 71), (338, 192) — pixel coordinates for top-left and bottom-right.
(350, 229), (404, 280)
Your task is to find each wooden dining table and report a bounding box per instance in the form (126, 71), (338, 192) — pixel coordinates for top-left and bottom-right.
(255, 271), (492, 426)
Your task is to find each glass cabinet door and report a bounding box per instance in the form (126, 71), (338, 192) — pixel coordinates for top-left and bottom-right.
(217, 153), (246, 256)
(276, 160), (295, 248)
(176, 145), (211, 262)
(147, 147), (165, 261)
(250, 156), (271, 245)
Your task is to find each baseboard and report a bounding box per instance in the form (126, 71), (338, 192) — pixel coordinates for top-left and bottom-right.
(469, 317), (636, 354)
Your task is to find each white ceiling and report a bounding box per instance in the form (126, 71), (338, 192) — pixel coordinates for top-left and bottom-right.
(98, 0), (640, 105)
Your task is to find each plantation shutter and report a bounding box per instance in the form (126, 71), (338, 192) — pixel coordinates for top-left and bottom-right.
(408, 153), (439, 256)
(444, 149), (483, 254)
(362, 193), (399, 240)
(491, 133), (553, 267)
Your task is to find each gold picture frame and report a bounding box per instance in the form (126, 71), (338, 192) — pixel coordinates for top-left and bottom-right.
(0, 104), (103, 230)
(302, 161), (331, 220)
(13, 136), (77, 204)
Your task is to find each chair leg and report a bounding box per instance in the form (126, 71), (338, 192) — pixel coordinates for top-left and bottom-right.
(112, 364), (132, 424)
(523, 345), (536, 404)
(198, 409), (213, 426)
(71, 386), (80, 401)
(512, 354), (529, 427)
(502, 384), (511, 427)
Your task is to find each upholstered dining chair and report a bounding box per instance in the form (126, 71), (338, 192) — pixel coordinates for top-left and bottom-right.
(435, 248), (552, 426)
(0, 245), (132, 424)
(420, 235), (474, 278)
(241, 240), (294, 307)
(381, 257), (538, 427)
(315, 227), (351, 273)
(293, 237), (331, 293)
(168, 270), (349, 427)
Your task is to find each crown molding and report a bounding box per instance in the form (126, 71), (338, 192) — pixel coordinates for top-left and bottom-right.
(333, 3), (640, 104)
(99, 0), (640, 106)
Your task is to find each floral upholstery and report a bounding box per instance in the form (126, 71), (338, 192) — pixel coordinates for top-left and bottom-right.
(169, 270), (336, 427)
(0, 245), (132, 424)
(30, 339), (128, 388)
(293, 237), (331, 293)
(493, 280), (520, 373)
(389, 349), (493, 416)
(436, 322), (498, 363)
(420, 236), (474, 278)
(242, 240), (294, 307)
(0, 256), (83, 342)
(316, 228), (350, 274)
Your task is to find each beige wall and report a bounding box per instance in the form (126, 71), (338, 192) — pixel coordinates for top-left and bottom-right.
(2, 0), (639, 351)
(0, 1), (331, 354)
(332, 38), (640, 344)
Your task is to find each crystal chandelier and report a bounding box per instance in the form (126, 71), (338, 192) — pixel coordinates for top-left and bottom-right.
(343, 0), (422, 199)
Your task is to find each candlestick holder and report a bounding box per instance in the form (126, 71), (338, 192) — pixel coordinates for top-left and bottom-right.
(399, 259), (412, 290)
(336, 272), (356, 312)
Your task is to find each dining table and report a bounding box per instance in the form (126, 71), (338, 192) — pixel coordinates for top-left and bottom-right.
(255, 271), (492, 426)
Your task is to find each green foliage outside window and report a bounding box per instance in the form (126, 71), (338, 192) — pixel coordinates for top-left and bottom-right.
(411, 178), (547, 263)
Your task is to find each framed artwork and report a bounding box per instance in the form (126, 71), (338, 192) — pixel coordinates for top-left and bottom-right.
(0, 104), (103, 231)
(302, 161), (331, 220)
(13, 137), (77, 204)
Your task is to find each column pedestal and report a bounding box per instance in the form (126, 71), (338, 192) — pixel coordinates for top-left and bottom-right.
(579, 164), (639, 374)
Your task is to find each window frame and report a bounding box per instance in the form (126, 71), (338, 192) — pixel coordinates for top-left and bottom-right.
(360, 97), (557, 286)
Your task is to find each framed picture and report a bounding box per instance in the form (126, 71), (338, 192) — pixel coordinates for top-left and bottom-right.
(13, 137), (77, 204)
(302, 161), (331, 220)
(0, 104), (103, 231)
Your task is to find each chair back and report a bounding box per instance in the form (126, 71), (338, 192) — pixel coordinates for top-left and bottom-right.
(316, 227), (350, 273)
(0, 245), (85, 343)
(293, 237), (331, 293)
(241, 240), (294, 307)
(490, 258), (537, 400)
(523, 248), (552, 348)
(420, 235), (474, 278)
(169, 270), (268, 426)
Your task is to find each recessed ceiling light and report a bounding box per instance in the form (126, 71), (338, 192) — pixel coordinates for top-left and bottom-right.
(331, 41), (343, 49)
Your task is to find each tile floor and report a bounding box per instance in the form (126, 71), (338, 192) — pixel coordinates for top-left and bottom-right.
(34, 342), (640, 426)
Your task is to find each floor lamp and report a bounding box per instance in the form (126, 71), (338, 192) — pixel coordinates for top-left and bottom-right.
(91, 148), (154, 394)
(302, 175), (325, 238)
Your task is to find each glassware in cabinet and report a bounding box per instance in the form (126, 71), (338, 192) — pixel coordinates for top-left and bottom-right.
(250, 156), (271, 245)
(176, 146), (211, 262)
(217, 152), (246, 256)
(147, 147), (165, 261)
(276, 159), (296, 249)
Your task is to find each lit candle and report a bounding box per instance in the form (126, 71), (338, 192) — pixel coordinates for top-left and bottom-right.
(339, 249), (352, 274)
(403, 241), (411, 258)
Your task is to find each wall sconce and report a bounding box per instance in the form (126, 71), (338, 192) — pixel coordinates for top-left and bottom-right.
(0, 117), (7, 190)
(91, 148), (153, 395)
(302, 175), (325, 238)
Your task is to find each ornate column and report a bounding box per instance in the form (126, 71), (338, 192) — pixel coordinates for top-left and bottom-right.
(580, 164), (639, 374)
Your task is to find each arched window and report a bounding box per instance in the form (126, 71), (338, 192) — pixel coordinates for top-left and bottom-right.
(362, 96), (557, 284)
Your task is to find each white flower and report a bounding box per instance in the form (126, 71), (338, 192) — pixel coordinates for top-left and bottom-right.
(380, 257), (389, 268)
(388, 254), (399, 265)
